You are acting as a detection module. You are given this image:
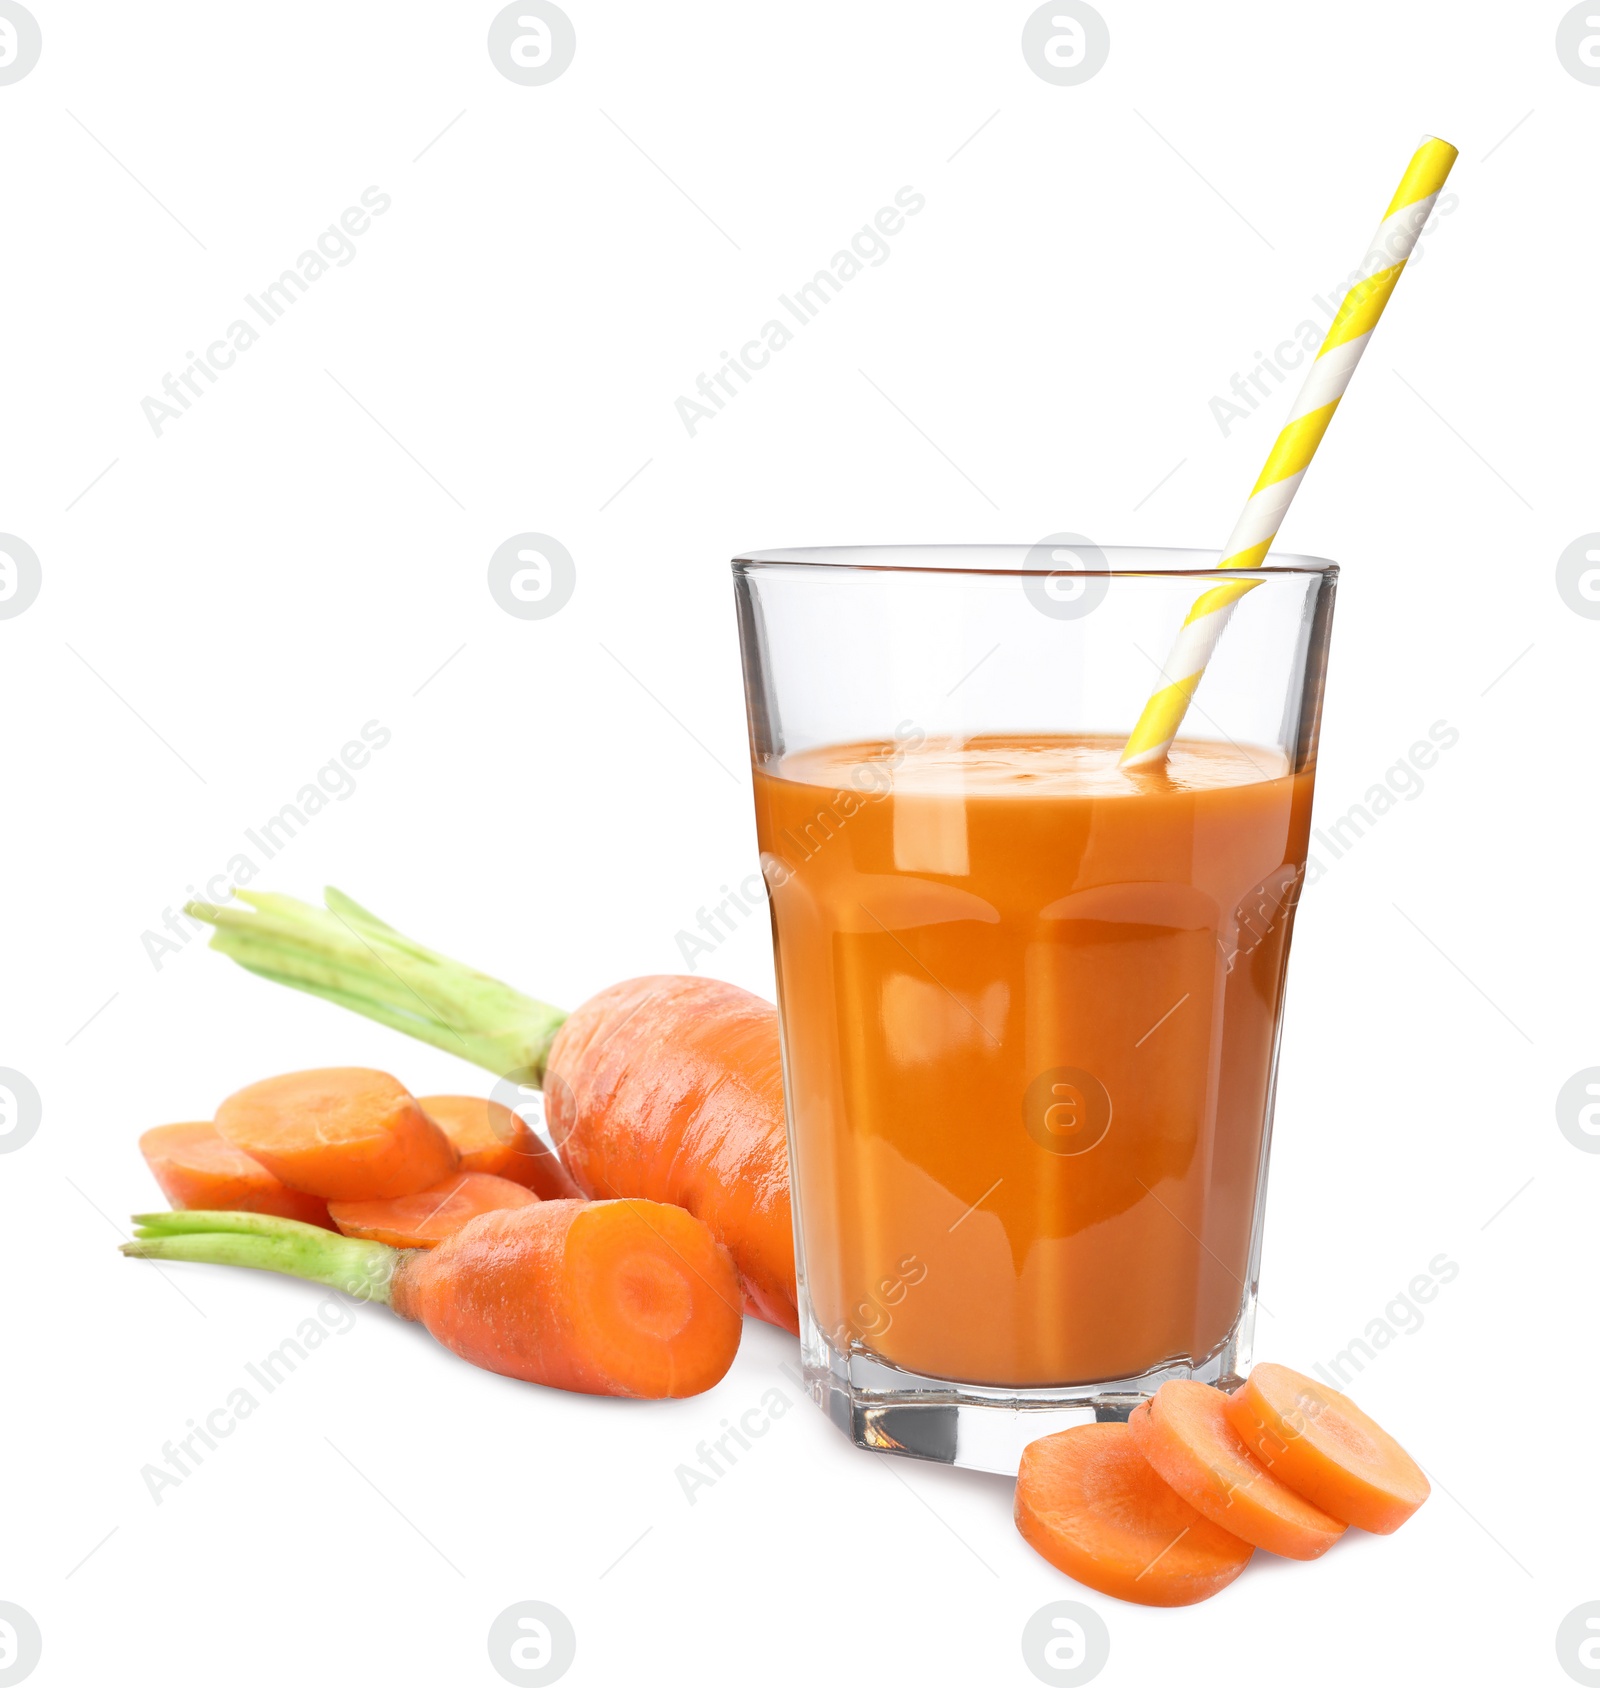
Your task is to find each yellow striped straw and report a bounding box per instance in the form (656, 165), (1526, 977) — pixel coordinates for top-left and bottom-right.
(1120, 135), (1458, 768)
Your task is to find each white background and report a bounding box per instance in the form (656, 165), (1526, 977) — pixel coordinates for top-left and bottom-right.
(3, 2), (1595, 1684)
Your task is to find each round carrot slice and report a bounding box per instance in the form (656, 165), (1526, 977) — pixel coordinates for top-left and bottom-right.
(329, 1171), (537, 1249)
(419, 1095), (580, 1199)
(139, 1122), (333, 1227)
(1128, 1381), (1345, 1559)
(1015, 1422), (1253, 1606)
(215, 1068), (457, 1200)
(1223, 1363), (1429, 1534)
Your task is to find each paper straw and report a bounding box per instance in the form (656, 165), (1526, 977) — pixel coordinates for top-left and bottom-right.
(1119, 135), (1458, 768)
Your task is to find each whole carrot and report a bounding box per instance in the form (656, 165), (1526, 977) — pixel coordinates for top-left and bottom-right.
(185, 889), (799, 1333)
(543, 976), (793, 1330)
(123, 1200), (743, 1398)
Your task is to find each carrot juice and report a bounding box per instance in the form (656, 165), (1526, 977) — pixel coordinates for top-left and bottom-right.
(753, 732), (1314, 1389)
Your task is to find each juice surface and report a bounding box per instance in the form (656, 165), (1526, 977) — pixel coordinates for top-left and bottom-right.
(753, 733), (1314, 1388)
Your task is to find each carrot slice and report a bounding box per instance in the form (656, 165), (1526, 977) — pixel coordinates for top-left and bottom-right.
(1223, 1363), (1429, 1534)
(214, 1069), (457, 1200)
(419, 1095), (580, 1200)
(1015, 1422), (1253, 1606)
(329, 1171), (537, 1248)
(1128, 1381), (1346, 1559)
(139, 1122), (333, 1227)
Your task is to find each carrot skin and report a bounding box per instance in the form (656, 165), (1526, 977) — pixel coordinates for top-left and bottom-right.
(544, 977), (798, 1334)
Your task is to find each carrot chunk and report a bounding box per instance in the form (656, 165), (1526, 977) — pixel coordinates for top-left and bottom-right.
(123, 1197), (744, 1399)
(390, 1198), (744, 1397)
(214, 1068), (457, 1200)
(329, 1171), (537, 1248)
(1128, 1381), (1346, 1559)
(1223, 1363), (1429, 1534)
(139, 1122), (333, 1227)
(1015, 1422), (1253, 1606)
(419, 1095), (579, 1199)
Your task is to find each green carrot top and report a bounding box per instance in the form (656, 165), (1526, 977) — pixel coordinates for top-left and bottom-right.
(184, 888), (567, 1082)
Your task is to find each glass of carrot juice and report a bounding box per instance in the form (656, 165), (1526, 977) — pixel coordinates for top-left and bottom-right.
(733, 544), (1336, 1472)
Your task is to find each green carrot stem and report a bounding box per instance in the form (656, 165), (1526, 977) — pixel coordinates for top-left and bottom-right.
(122, 1211), (400, 1304)
(183, 888), (567, 1083)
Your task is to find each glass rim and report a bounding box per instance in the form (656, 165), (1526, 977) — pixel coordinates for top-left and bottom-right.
(731, 543), (1338, 580)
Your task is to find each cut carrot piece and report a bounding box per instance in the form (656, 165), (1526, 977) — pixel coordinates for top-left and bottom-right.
(139, 1122), (333, 1227)
(392, 1198), (744, 1397)
(187, 890), (799, 1333)
(419, 1095), (580, 1199)
(1015, 1423), (1253, 1606)
(329, 1171), (537, 1248)
(214, 1069), (457, 1201)
(1128, 1381), (1346, 1559)
(1224, 1363), (1429, 1534)
(123, 1198), (744, 1399)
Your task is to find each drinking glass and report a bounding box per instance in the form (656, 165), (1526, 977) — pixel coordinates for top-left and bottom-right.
(733, 544), (1336, 1473)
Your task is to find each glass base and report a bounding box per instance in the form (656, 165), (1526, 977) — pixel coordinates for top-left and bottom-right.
(802, 1305), (1254, 1475)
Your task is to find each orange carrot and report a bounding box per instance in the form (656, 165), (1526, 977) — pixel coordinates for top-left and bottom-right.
(214, 1068), (457, 1201)
(188, 892), (798, 1333)
(420, 1094), (579, 1200)
(139, 1122), (333, 1228)
(394, 1199), (742, 1396)
(1128, 1381), (1346, 1560)
(1015, 1423), (1253, 1606)
(122, 1200), (742, 1398)
(1224, 1363), (1429, 1534)
(542, 977), (795, 1332)
(329, 1170), (537, 1248)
